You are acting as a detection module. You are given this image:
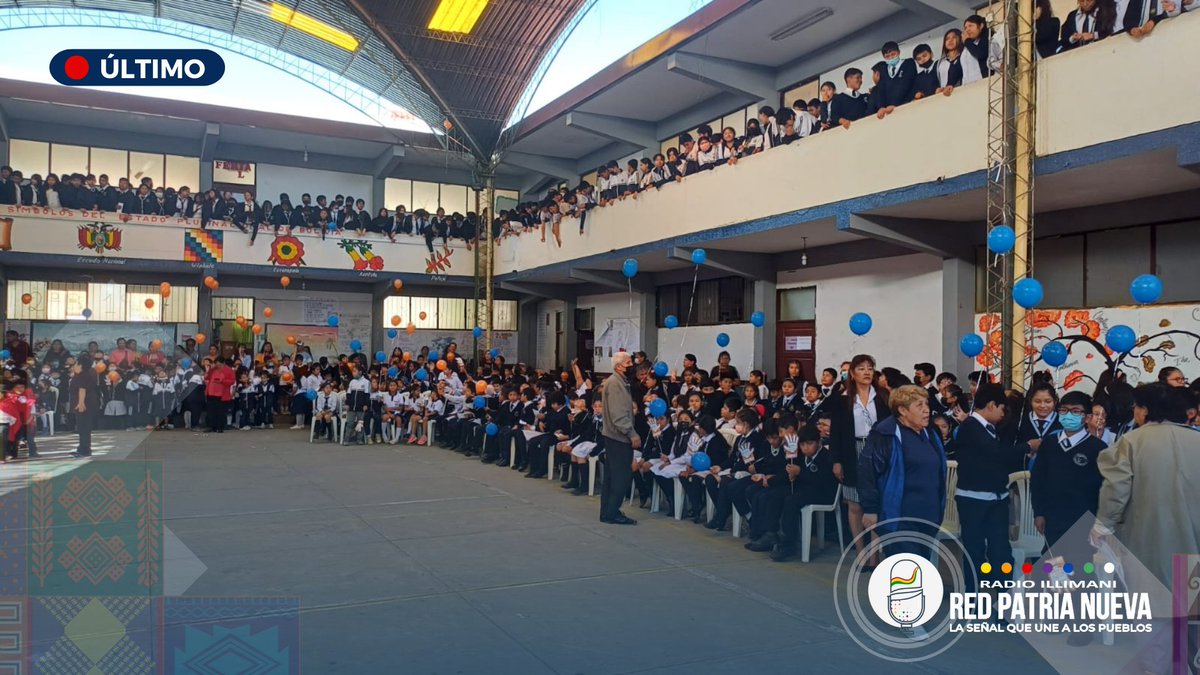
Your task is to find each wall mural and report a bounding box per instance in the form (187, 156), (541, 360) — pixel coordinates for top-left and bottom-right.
(424, 243), (455, 276)
(76, 223), (123, 254)
(974, 304), (1200, 391)
(339, 239), (384, 271)
(268, 235), (306, 267)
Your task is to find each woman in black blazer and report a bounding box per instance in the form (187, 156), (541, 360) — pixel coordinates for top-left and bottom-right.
(830, 353), (891, 568)
(1034, 0), (1061, 58)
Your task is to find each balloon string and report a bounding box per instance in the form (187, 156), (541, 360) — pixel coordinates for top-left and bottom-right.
(681, 265), (698, 349)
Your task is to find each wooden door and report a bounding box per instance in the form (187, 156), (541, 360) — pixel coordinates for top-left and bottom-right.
(776, 320), (816, 383)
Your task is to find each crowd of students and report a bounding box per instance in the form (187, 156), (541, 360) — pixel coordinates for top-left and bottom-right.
(5, 325), (1198, 577)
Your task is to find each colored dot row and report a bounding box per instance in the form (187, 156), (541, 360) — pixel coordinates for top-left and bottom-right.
(979, 562), (1117, 575)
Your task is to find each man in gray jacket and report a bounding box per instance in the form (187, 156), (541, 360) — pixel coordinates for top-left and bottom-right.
(601, 352), (641, 525)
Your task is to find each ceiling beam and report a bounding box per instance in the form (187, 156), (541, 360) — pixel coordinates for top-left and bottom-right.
(343, 0), (486, 161)
(839, 213), (973, 259)
(888, 0), (978, 20)
(373, 144), (406, 179)
(565, 111), (658, 151)
(773, 239), (915, 270)
(667, 53), (778, 103)
(499, 281), (577, 300)
(200, 122), (220, 163)
(666, 246), (776, 281)
(568, 268), (656, 294)
(655, 92), (751, 144)
(504, 151), (579, 182)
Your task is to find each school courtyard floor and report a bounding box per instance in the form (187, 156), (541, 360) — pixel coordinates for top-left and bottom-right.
(4, 430), (1066, 674)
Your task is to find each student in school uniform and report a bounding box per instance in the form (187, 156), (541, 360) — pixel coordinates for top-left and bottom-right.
(343, 368), (370, 445)
(676, 415), (730, 523)
(705, 408), (774, 531)
(556, 397), (591, 490)
(936, 29), (983, 98)
(743, 419), (791, 550)
(763, 420), (839, 561)
(830, 69), (868, 129)
(912, 44), (939, 99)
(1031, 390), (1107, 550)
(1060, 0), (1106, 51)
(525, 391), (568, 479)
(775, 379), (802, 419)
(564, 398), (604, 494)
(1034, 0), (1062, 58)
(962, 14), (997, 75)
(313, 382), (339, 442)
(872, 41), (919, 118)
(633, 413), (675, 508)
(150, 368), (176, 430)
(951, 383), (1020, 593)
(1006, 381), (1061, 472)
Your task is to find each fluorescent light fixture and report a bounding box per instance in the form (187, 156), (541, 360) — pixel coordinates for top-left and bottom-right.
(269, 2), (360, 51)
(769, 7), (834, 41)
(428, 0), (490, 34)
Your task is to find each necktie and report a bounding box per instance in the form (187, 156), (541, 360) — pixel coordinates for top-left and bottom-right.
(889, 65), (896, 78)
(1036, 419), (1047, 435)
(985, 423), (997, 437)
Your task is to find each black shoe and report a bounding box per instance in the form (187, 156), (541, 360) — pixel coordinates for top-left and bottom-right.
(495, 461), (509, 468)
(571, 486), (588, 496)
(692, 512), (706, 524)
(770, 543), (795, 562)
(705, 519), (724, 530)
(745, 533), (778, 552)
(608, 515), (637, 525)
(638, 498), (649, 509)
(1066, 632), (1093, 647)
(28, 452), (40, 458)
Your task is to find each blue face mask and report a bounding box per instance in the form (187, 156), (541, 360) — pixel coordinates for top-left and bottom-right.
(886, 56), (901, 67)
(1059, 412), (1085, 433)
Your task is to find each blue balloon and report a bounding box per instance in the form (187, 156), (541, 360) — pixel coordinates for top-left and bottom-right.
(486, 422), (499, 436)
(1106, 325), (1137, 353)
(473, 326), (483, 338)
(848, 312), (872, 336)
(0, 350), (10, 360)
(375, 351), (387, 362)
(388, 366), (399, 378)
(180, 357), (192, 369)
(489, 348), (500, 359)
(82, 308), (92, 319)
(387, 329), (398, 339)
(415, 368), (428, 381)
(474, 397), (487, 410)
(653, 361), (669, 378)
(1013, 278), (1044, 309)
(429, 350), (440, 361)
(959, 334), (984, 358)
(750, 311), (765, 328)
(716, 332), (730, 348)
(649, 398), (668, 418)
(664, 314), (679, 329)
(1130, 274), (1162, 305)
(987, 225), (1016, 254)
(690, 452), (712, 472)
(305, 389), (317, 400)
(691, 248), (707, 265)
(622, 258), (638, 279)
(350, 339), (362, 352)
(1041, 341), (1068, 367)
(327, 315), (339, 327)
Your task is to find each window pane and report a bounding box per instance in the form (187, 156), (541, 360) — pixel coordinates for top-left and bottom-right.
(717, 277), (744, 323)
(129, 152), (165, 189)
(10, 139), (49, 179)
(412, 181), (439, 212)
(384, 178), (412, 211)
(657, 285), (679, 327)
(1086, 227), (1150, 306)
(722, 109), (745, 138)
(695, 280), (719, 324)
(440, 184), (468, 214)
(48, 282), (88, 320)
(90, 147), (129, 185)
(1037, 235), (1084, 308)
(493, 300), (517, 331)
(6, 280), (48, 320)
(438, 298), (466, 329)
(50, 144), (89, 178)
(494, 189), (518, 214)
(88, 283), (126, 322)
(779, 287), (816, 321)
(212, 297), (254, 320)
(161, 286), (199, 323)
(165, 154), (200, 192)
(126, 285), (162, 323)
(465, 299), (479, 328)
(1156, 222), (1200, 304)
(410, 297), (438, 328)
(382, 296), (409, 327)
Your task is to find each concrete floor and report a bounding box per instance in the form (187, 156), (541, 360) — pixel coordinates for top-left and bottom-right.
(6, 429), (1062, 674)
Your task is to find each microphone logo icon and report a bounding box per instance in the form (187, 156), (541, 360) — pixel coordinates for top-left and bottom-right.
(886, 559), (925, 628)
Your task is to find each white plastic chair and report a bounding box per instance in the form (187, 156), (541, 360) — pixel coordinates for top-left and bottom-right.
(800, 484), (845, 562)
(37, 387), (58, 436)
(587, 454), (600, 496)
(1008, 470), (1045, 573)
(931, 461), (960, 568)
(309, 403), (341, 444)
(718, 427), (737, 447)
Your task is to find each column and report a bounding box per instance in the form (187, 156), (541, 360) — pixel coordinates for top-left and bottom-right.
(942, 257), (976, 377)
(753, 279), (777, 376)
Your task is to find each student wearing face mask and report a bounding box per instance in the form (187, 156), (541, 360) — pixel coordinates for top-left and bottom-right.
(871, 41), (918, 119)
(912, 44), (938, 99)
(1030, 391), (1106, 551)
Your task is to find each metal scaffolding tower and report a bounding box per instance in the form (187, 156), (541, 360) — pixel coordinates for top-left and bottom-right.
(983, 0), (1038, 390)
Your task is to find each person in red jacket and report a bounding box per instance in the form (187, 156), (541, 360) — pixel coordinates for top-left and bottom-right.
(204, 358), (235, 433)
(1, 372), (29, 461)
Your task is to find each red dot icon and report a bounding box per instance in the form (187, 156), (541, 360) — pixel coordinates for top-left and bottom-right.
(64, 55), (89, 80)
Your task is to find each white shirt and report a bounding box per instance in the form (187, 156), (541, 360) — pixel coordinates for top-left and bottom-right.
(1056, 428), (1090, 451)
(852, 387), (878, 438)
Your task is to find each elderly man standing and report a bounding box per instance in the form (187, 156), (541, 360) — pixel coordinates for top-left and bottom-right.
(600, 352), (640, 525)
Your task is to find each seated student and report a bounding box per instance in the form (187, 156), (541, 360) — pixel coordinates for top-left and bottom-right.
(872, 41), (918, 118)
(649, 409), (696, 508)
(485, 386), (521, 465)
(715, 400), (738, 433)
(706, 408), (773, 531)
(562, 397), (604, 493)
(313, 381), (339, 441)
(677, 414), (730, 523)
(741, 384), (767, 419)
(801, 382), (825, 419)
(761, 420), (838, 560)
(936, 28), (983, 97)
(510, 387), (541, 472)
(525, 391), (567, 479)
(1030, 390), (1106, 548)
(416, 386), (444, 446)
(1060, 0), (1105, 51)
(912, 44), (939, 99)
(743, 418), (790, 551)
(380, 381), (405, 443)
(556, 397), (592, 490)
(633, 412), (675, 508)
(830, 68), (868, 129)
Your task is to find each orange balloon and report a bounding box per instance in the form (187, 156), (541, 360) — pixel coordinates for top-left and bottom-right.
(236, 316), (247, 328)
(418, 311), (427, 321)
(195, 333), (207, 345)
(390, 315), (401, 327)
(210, 280), (219, 291)
(20, 293), (32, 305)
(150, 339), (162, 350)
(160, 282), (171, 297)
(144, 298), (155, 309)
(286, 335), (297, 345)
(252, 324), (263, 335)
(280, 275), (291, 288)
(475, 381), (486, 395)
(94, 361), (107, 373)
(281, 371), (294, 383)
(406, 324), (415, 335)
(402, 351), (411, 362)
(436, 359), (447, 371)
(446, 352), (455, 362)
(393, 279), (403, 291)
(108, 371), (121, 383)
(263, 307), (273, 318)
(204, 275), (216, 288)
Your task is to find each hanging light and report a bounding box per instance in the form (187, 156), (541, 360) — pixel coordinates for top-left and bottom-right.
(800, 237), (808, 267)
